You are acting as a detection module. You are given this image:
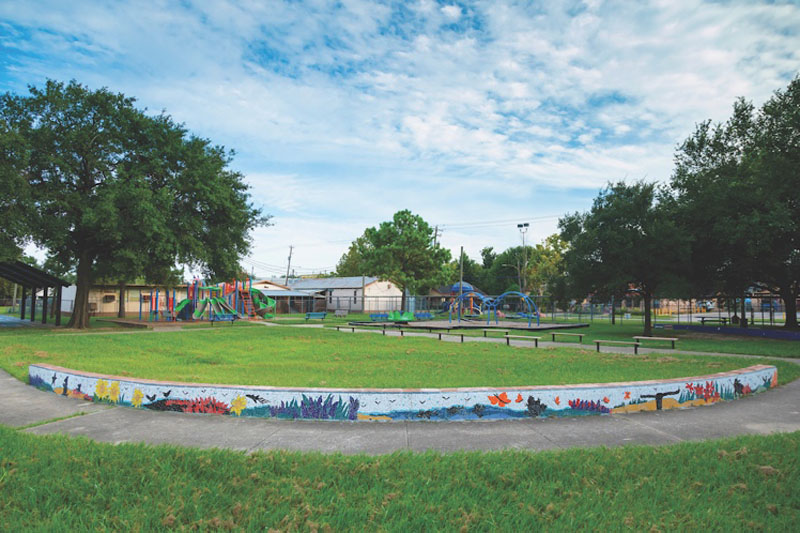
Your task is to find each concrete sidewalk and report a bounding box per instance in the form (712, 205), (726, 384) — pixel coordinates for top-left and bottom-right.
(3, 366), (799, 455)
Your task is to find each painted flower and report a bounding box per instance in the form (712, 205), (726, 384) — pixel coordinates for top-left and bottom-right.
(94, 379), (108, 399)
(515, 393), (523, 403)
(554, 396), (560, 406)
(685, 383), (694, 392)
(131, 388), (144, 408)
(108, 382), (120, 403)
(230, 395), (247, 416)
(602, 396), (610, 404)
(624, 391), (631, 400)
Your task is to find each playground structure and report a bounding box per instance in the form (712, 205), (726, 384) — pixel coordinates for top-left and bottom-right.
(449, 290), (541, 327)
(139, 278), (276, 322)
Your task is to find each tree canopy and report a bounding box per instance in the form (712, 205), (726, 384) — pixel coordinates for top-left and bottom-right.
(339, 210), (451, 308)
(559, 181), (688, 335)
(671, 76), (800, 328)
(0, 80), (269, 328)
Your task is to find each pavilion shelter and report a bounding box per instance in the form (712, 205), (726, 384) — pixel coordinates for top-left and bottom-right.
(0, 261), (69, 326)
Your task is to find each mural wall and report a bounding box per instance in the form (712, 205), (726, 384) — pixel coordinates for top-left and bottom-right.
(28, 363), (777, 422)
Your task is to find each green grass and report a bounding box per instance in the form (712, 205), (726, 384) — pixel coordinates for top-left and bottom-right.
(1, 425), (797, 530)
(1, 326), (798, 388)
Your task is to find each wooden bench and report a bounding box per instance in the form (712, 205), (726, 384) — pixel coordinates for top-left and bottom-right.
(504, 334), (542, 347)
(550, 331), (584, 343)
(482, 329), (509, 337)
(305, 312), (327, 321)
(594, 339), (641, 354)
(700, 317), (728, 326)
(334, 309), (348, 318)
(633, 336), (678, 349)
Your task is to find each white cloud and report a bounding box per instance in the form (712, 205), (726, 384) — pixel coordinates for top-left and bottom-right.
(1, 0), (798, 272)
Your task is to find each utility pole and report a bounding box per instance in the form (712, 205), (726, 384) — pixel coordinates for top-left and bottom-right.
(284, 246), (293, 285)
(433, 225), (441, 247)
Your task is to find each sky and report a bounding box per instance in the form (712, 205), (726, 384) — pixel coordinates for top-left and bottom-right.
(2, 0), (799, 279)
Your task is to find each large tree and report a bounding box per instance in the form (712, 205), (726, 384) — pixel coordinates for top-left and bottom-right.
(0, 80), (268, 328)
(559, 182), (689, 336)
(357, 210), (451, 309)
(672, 76), (800, 328)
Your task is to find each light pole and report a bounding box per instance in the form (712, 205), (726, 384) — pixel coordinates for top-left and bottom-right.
(517, 223), (529, 293)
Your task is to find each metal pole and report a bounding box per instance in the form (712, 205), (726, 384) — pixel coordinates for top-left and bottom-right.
(55, 286), (62, 326)
(20, 286), (26, 319)
(42, 287), (48, 324)
(458, 246), (464, 324)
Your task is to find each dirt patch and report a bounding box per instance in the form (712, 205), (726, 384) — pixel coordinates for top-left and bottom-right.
(656, 356), (680, 363)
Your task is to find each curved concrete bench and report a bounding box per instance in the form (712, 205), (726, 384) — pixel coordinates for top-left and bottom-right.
(28, 363), (778, 422)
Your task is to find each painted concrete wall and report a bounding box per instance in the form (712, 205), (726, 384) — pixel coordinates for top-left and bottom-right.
(29, 363), (777, 422)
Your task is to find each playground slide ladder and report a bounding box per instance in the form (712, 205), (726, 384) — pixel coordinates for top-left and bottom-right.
(239, 291), (255, 317)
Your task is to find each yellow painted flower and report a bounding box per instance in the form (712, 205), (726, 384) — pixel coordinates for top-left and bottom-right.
(131, 388), (144, 408)
(230, 395), (247, 416)
(108, 381), (120, 403)
(95, 379), (108, 399)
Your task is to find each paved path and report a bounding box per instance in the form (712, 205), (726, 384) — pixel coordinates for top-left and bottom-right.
(3, 359), (799, 454)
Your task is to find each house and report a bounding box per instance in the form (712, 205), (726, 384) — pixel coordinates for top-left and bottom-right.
(282, 276), (402, 312)
(59, 283), (190, 317)
(250, 279), (322, 314)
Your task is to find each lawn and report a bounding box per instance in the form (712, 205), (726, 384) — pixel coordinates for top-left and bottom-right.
(1, 326), (798, 389)
(1, 425), (797, 530)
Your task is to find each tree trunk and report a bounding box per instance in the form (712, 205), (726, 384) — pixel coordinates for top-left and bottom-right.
(781, 285), (798, 330)
(118, 282), (127, 318)
(611, 297), (616, 325)
(740, 295), (747, 328)
(643, 290), (652, 336)
(67, 250), (93, 329)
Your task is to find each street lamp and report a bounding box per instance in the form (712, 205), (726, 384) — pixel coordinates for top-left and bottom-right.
(517, 223), (529, 293)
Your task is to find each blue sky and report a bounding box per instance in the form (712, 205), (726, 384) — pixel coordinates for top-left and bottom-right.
(2, 0), (799, 278)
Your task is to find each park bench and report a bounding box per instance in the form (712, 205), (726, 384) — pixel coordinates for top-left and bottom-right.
(305, 312), (327, 321)
(550, 331), (584, 343)
(504, 333), (542, 347)
(482, 329), (509, 337)
(700, 317), (729, 326)
(414, 312), (433, 320)
(633, 336), (678, 349)
(594, 339), (641, 354)
(370, 313), (389, 321)
(334, 309), (348, 318)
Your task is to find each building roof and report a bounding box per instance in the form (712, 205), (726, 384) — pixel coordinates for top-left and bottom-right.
(260, 289), (319, 298)
(286, 276), (381, 290)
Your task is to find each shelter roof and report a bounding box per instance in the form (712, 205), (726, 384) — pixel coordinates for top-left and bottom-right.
(0, 261), (68, 288)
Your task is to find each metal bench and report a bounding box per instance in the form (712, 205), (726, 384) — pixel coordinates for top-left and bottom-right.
(305, 312), (327, 321)
(550, 331), (584, 343)
(633, 336), (678, 349)
(414, 312), (434, 320)
(700, 317), (728, 326)
(594, 339), (641, 354)
(334, 309), (348, 318)
(504, 334), (542, 347)
(370, 313), (389, 321)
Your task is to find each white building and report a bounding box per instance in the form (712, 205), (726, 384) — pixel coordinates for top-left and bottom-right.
(283, 276), (402, 312)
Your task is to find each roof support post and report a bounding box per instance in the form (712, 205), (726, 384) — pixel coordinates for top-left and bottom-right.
(20, 286), (27, 320)
(30, 287), (36, 322)
(56, 286), (63, 326)
(42, 286), (48, 324)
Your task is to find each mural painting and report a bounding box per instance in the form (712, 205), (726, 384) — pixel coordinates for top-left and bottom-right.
(28, 363), (777, 422)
